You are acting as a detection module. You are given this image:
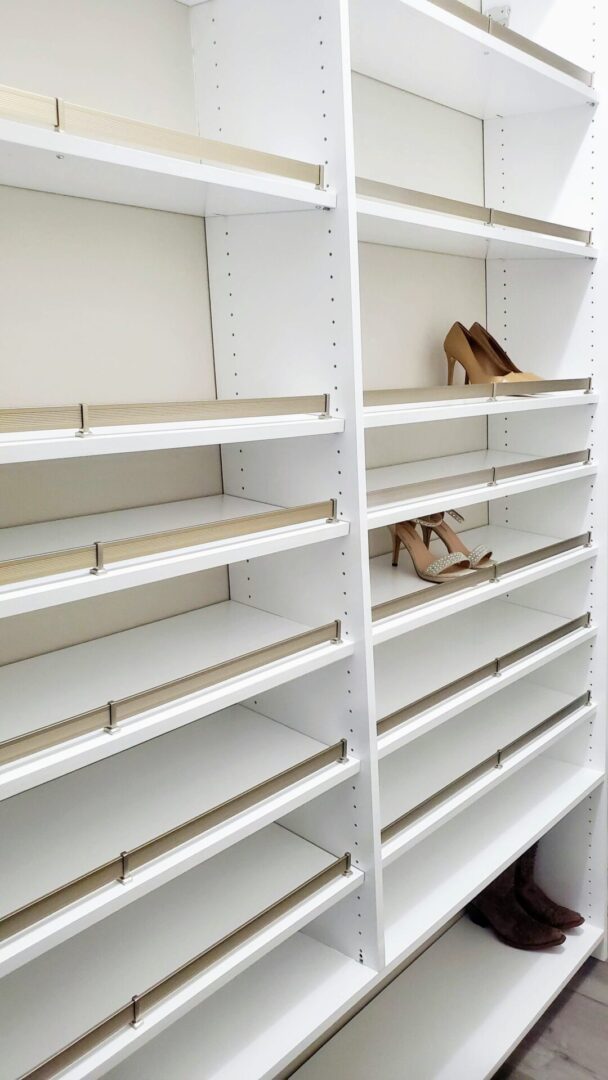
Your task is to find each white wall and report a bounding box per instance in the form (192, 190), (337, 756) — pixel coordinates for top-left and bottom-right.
(0, 0), (196, 129)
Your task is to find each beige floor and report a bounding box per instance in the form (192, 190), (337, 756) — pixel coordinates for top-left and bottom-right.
(497, 957), (608, 1080)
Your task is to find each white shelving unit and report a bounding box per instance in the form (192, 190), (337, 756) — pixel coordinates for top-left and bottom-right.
(0, 0), (606, 1077)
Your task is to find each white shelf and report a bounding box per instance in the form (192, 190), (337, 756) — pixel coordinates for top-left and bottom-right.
(349, 0), (597, 120)
(364, 388), (598, 428)
(106, 933), (375, 1080)
(357, 196), (596, 260)
(0, 825), (362, 1080)
(0, 117), (335, 218)
(0, 494), (348, 619)
(383, 755), (603, 965)
(375, 598), (574, 721)
(371, 525), (595, 643)
(0, 413), (345, 466)
(381, 688), (594, 863)
(367, 449), (596, 529)
(0, 705), (359, 976)
(0, 602), (352, 800)
(296, 916), (604, 1080)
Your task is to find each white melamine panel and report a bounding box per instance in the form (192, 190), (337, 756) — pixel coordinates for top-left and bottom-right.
(359, 243), (486, 391)
(0, 825), (347, 1079)
(489, 477), (594, 538)
(295, 916), (603, 1080)
(485, 107), (594, 229)
(352, 73), (484, 203)
(0, 0), (196, 129)
(368, 448), (542, 494)
(349, 0), (596, 120)
(380, 682), (581, 826)
(504, 0), (596, 72)
(382, 756), (603, 965)
(106, 933), (374, 1080)
(0, 187), (214, 409)
(486, 259), (594, 382)
(488, 404), (593, 458)
(206, 211), (342, 400)
(191, 0), (334, 168)
(374, 598), (573, 719)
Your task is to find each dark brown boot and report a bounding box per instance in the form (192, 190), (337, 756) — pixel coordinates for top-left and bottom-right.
(515, 843), (585, 930)
(468, 864), (566, 950)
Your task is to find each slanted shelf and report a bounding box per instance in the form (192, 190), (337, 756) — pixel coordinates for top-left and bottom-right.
(371, 523), (594, 631)
(0, 84), (335, 218)
(0, 493), (345, 618)
(349, 0), (596, 120)
(380, 682), (593, 860)
(295, 915), (604, 1080)
(375, 600), (592, 728)
(367, 448), (594, 528)
(0, 706), (357, 975)
(0, 394), (343, 464)
(0, 826), (362, 1080)
(364, 380), (597, 427)
(104, 934), (375, 1080)
(382, 755), (603, 965)
(356, 178), (596, 260)
(0, 602), (350, 798)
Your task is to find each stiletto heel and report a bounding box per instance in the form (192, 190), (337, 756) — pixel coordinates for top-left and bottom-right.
(390, 527), (401, 567)
(415, 510), (494, 569)
(389, 521), (471, 583)
(444, 321), (540, 386)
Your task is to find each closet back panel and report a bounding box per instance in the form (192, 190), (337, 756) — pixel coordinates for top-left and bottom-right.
(0, 0), (196, 129)
(0, 570), (229, 667)
(0, 187), (215, 409)
(500, 0), (596, 71)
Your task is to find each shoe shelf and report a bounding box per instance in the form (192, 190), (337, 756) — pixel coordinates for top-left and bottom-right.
(0, 826), (362, 1080)
(349, 0), (596, 120)
(367, 448), (594, 529)
(0, 603), (351, 800)
(0, 705), (358, 977)
(371, 525), (595, 642)
(356, 179), (596, 260)
(378, 612), (594, 758)
(104, 933), (375, 1080)
(375, 599), (592, 732)
(0, 85), (334, 218)
(0, 494), (346, 620)
(364, 381), (597, 428)
(382, 754), (603, 968)
(380, 685), (593, 864)
(296, 914), (604, 1080)
(0, 395), (343, 465)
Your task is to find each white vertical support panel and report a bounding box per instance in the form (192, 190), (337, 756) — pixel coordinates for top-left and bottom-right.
(485, 0), (607, 960)
(189, 0), (384, 970)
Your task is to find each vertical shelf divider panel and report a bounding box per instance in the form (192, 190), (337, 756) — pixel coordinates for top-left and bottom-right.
(194, 0), (384, 972)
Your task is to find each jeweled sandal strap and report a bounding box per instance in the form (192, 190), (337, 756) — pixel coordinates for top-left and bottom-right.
(426, 551), (471, 577)
(469, 544), (492, 567)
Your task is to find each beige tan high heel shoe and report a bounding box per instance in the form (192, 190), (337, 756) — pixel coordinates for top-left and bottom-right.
(416, 510), (494, 569)
(444, 322), (540, 385)
(390, 520), (471, 583)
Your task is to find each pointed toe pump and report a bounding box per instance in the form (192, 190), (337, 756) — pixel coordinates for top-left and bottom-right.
(515, 844), (585, 931)
(468, 865), (566, 951)
(416, 510), (493, 569)
(390, 520), (471, 583)
(444, 321), (540, 386)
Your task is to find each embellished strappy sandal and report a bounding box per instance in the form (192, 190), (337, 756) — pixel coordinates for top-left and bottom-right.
(415, 510), (494, 569)
(390, 520), (472, 583)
